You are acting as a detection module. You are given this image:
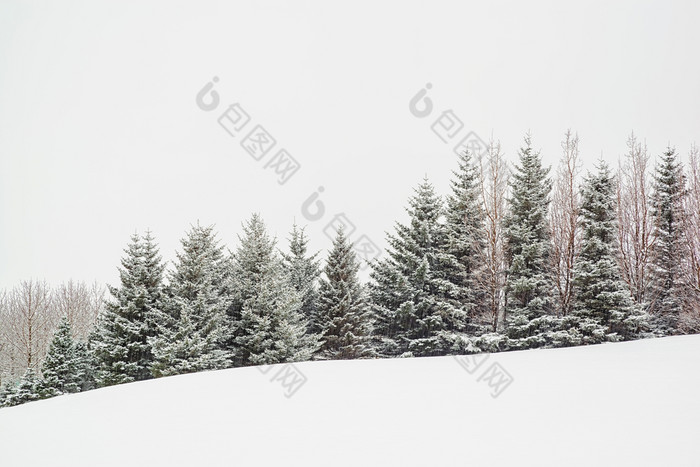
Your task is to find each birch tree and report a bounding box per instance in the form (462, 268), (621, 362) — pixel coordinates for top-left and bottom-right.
(1, 280), (57, 373)
(550, 130), (581, 317)
(53, 280), (105, 341)
(681, 144), (700, 332)
(476, 139), (509, 332)
(617, 133), (654, 306)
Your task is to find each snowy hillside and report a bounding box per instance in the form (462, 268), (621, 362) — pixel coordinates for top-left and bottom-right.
(1, 335), (698, 467)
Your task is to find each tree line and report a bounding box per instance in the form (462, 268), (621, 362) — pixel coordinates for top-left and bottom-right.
(1, 130), (699, 407)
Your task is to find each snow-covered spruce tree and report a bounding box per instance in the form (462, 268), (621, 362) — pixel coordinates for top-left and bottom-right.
(565, 162), (647, 344)
(316, 227), (375, 360)
(73, 340), (97, 392)
(40, 317), (81, 397)
(0, 368), (42, 407)
(149, 224), (231, 377)
(503, 135), (558, 349)
(93, 231), (165, 386)
(444, 150), (487, 331)
(649, 148), (690, 334)
(230, 214), (317, 366)
(369, 178), (467, 357)
(281, 223), (321, 334)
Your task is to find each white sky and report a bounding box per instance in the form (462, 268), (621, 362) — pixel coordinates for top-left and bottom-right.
(1, 0), (699, 289)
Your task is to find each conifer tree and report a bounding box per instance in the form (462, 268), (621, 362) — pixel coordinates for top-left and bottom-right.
(568, 163), (646, 343)
(0, 368), (42, 407)
(93, 231), (165, 386)
(370, 178), (466, 357)
(150, 224), (231, 376)
(282, 223), (321, 334)
(503, 135), (557, 348)
(73, 340), (97, 392)
(316, 228), (375, 360)
(649, 148), (690, 334)
(444, 150), (487, 329)
(41, 317), (81, 396)
(230, 214), (317, 366)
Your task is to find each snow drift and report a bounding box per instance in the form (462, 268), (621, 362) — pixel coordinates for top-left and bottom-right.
(0, 335), (698, 467)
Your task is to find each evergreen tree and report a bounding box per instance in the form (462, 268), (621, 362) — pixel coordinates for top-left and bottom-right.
(149, 224), (231, 376)
(41, 317), (81, 397)
(93, 231), (165, 386)
(444, 149), (487, 329)
(503, 135), (557, 348)
(567, 163), (646, 344)
(649, 148), (690, 334)
(73, 340), (98, 392)
(0, 368), (42, 407)
(231, 214), (317, 366)
(281, 223), (322, 334)
(369, 178), (466, 357)
(316, 228), (375, 360)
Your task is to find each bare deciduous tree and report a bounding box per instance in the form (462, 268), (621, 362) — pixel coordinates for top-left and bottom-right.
(477, 139), (509, 332)
(53, 280), (105, 341)
(550, 130), (581, 317)
(0, 280), (105, 385)
(617, 133), (654, 305)
(1, 280), (57, 375)
(0, 289), (10, 385)
(680, 143), (700, 332)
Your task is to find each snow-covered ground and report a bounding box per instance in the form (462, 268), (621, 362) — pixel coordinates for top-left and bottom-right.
(0, 335), (698, 467)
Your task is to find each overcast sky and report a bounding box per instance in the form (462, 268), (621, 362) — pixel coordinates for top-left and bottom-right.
(1, 0), (699, 289)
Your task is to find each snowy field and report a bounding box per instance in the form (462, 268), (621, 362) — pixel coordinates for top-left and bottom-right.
(0, 335), (698, 467)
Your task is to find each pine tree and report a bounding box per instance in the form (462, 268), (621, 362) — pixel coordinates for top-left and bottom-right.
(316, 228), (375, 360)
(231, 214), (317, 366)
(369, 178), (466, 357)
(281, 223), (321, 334)
(73, 340), (97, 392)
(567, 162), (646, 344)
(0, 368), (42, 407)
(503, 135), (557, 349)
(41, 317), (81, 397)
(649, 147), (690, 334)
(149, 224), (231, 376)
(93, 231), (165, 386)
(444, 150), (487, 330)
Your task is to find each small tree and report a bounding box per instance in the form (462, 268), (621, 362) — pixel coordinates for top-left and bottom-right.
(1, 368), (42, 407)
(231, 214), (317, 366)
(370, 178), (466, 357)
(649, 148), (690, 334)
(282, 223), (322, 334)
(444, 149), (487, 330)
(73, 340), (97, 392)
(316, 228), (375, 360)
(503, 134), (557, 349)
(93, 231), (165, 386)
(150, 224), (231, 376)
(569, 163), (647, 344)
(41, 317), (81, 397)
